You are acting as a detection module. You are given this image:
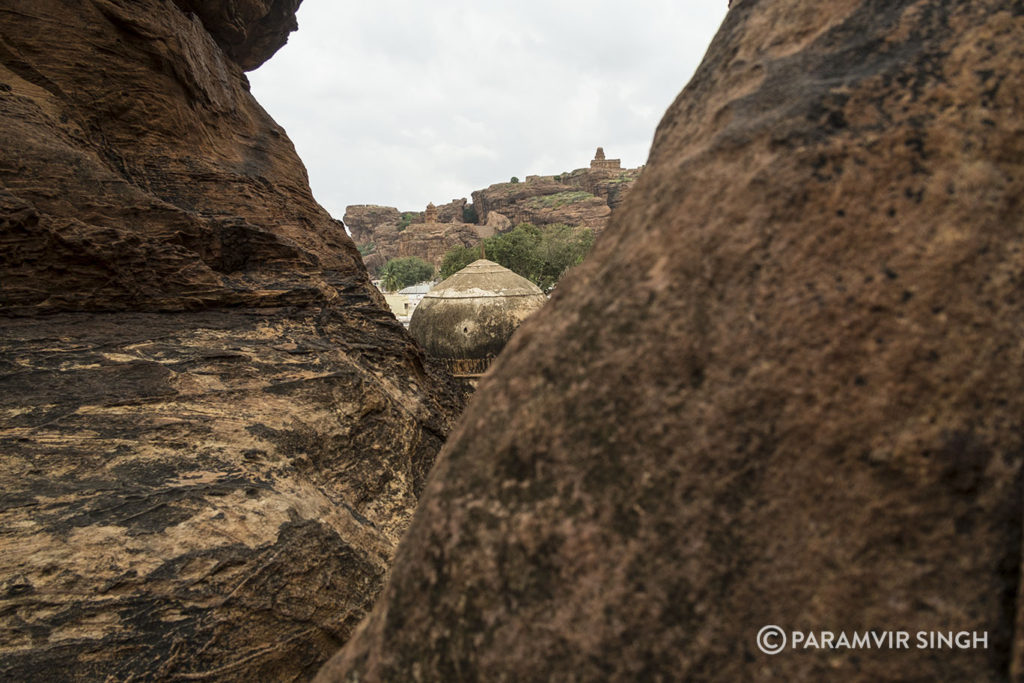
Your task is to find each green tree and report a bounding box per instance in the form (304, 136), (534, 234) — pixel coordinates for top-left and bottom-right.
(379, 256), (435, 292)
(397, 212), (417, 231)
(438, 223), (594, 293)
(510, 176), (519, 184)
(486, 222), (544, 284)
(440, 245), (481, 280)
(533, 223), (594, 291)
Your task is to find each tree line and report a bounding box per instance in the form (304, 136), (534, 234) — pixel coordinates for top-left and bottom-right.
(375, 222), (595, 293)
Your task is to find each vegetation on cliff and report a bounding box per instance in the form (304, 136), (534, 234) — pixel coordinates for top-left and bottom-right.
(397, 212), (418, 231)
(525, 190), (596, 209)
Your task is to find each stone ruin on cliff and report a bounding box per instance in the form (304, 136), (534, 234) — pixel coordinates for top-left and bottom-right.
(589, 146), (622, 170)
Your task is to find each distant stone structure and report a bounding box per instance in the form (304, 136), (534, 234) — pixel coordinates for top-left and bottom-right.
(424, 202), (438, 223)
(590, 146), (621, 170)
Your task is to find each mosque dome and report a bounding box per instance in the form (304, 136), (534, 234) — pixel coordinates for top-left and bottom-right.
(409, 259), (547, 364)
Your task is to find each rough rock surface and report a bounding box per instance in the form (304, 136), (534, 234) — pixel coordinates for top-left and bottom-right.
(469, 178), (611, 230)
(435, 198), (469, 224)
(344, 205), (402, 245)
(0, 1), (463, 680)
(393, 220), (487, 268)
(320, 1), (1024, 681)
(563, 166), (642, 210)
(345, 202), (479, 272)
(173, 0), (301, 70)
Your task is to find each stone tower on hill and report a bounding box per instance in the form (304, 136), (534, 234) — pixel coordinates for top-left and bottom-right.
(590, 146), (621, 170)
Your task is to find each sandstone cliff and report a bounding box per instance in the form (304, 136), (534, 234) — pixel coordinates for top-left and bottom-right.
(391, 220), (486, 267)
(0, 1), (463, 680)
(470, 177), (612, 231)
(345, 199), (478, 270)
(320, 1), (1024, 681)
(345, 161), (640, 272)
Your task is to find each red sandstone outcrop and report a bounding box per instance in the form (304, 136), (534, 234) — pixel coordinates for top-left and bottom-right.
(435, 198), (468, 223)
(0, 1), (463, 680)
(344, 205), (402, 244)
(470, 178), (611, 231)
(346, 203), (490, 271)
(173, 0), (301, 70)
(393, 219), (485, 267)
(345, 156), (641, 271)
(563, 165), (642, 210)
(319, 1), (1024, 681)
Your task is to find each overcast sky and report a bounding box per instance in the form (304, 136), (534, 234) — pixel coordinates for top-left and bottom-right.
(249, 2), (728, 219)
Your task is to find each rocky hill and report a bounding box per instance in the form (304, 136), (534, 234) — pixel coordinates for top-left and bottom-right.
(345, 150), (642, 270)
(0, 1), (463, 680)
(319, 1), (1024, 681)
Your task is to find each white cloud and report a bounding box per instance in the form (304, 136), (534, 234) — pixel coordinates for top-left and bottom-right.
(249, 1), (729, 218)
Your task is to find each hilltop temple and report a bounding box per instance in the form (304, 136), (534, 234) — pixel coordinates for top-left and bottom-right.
(590, 146), (621, 170)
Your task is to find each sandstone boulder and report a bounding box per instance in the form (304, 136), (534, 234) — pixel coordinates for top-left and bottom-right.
(344, 205), (402, 245)
(564, 166), (643, 210)
(484, 210), (512, 234)
(319, 1), (1024, 681)
(0, 1), (463, 680)
(471, 179), (613, 232)
(435, 198), (469, 224)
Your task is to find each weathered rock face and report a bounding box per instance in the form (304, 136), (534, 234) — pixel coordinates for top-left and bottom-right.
(173, 0), (301, 70)
(393, 220), (485, 268)
(344, 205), (402, 245)
(319, 2), (1024, 682)
(345, 202), (478, 272)
(435, 198), (468, 224)
(563, 166), (642, 210)
(470, 177), (611, 230)
(0, 1), (463, 680)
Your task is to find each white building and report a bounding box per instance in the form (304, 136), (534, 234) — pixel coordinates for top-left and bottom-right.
(379, 281), (435, 327)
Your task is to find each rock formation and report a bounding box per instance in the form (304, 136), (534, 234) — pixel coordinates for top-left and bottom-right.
(392, 219), (484, 268)
(469, 178), (611, 231)
(345, 154), (641, 272)
(319, 1), (1024, 681)
(0, 1), (463, 680)
(344, 205), (403, 245)
(562, 164), (642, 211)
(345, 199), (480, 271)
